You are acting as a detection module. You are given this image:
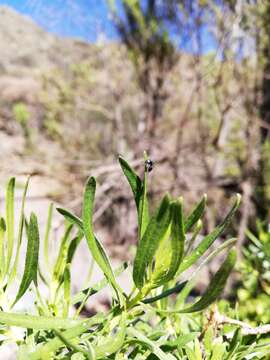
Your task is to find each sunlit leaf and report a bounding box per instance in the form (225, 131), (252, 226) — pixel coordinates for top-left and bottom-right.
(178, 194), (241, 274)
(176, 238), (236, 308)
(72, 262), (128, 305)
(44, 202), (53, 268)
(133, 194), (171, 289)
(143, 280), (187, 304)
(118, 156), (142, 210)
(9, 176), (30, 285)
(82, 176), (120, 295)
(179, 249), (236, 313)
(66, 233), (83, 264)
(0, 217), (6, 277)
(53, 224), (73, 282)
(165, 333), (199, 349)
(127, 328), (177, 360)
(185, 194), (206, 232)
(152, 199), (185, 287)
(13, 213), (40, 305)
(94, 312), (126, 359)
(0, 311), (82, 330)
(119, 156), (149, 239)
(5, 177), (15, 274)
(58, 202), (121, 296)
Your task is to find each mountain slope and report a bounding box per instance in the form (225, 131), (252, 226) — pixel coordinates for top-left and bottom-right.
(0, 5), (92, 74)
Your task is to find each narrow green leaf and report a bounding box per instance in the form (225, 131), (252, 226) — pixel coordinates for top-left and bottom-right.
(226, 328), (241, 356)
(194, 338), (203, 360)
(185, 219), (202, 256)
(72, 262), (128, 305)
(28, 314), (104, 359)
(58, 204), (120, 295)
(5, 177), (15, 274)
(53, 224), (73, 282)
(185, 346), (196, 360)
(94, 312), (126, 358)
(67, 233), (83, 264)
(86, 343), (96, 360)
(8, 176), (30, 286)
(152, 199), (185, 287)
(203, 326), (214, 355)
(119, 156), (149, 239)
(185, 194), (207, 232)
(133, 194), (171, 289)
(139, 171), (149, 239)
(63, 264), (71, 317)
(118, 156), (142, 210)
(82, 177), (120, 293)
(127, 328), (177, 360)
(54, 330), (91, 358)
(57, 208), (83, 230)
(179, 249), (236, 313)
(142, 280), (187, 304)
(44, 203), (53, 268)
(0, 218), (6, 278)
(165, 333), (199, 349)
(139, 151), (151, 238)
(176, 238), (236, 308)
(178, 194), (241, 274)
(0, 311), (82, 329)
(13, 212), (40, 305)
(211, 342), (226, 360)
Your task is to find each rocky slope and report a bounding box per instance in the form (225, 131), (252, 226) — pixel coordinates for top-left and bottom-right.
(0, 5), (92, 74)
(0, 5), (94, 104)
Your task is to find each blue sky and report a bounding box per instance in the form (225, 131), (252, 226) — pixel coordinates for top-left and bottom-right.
(0, 0), (217, 52)
(0, 0), (116, 41)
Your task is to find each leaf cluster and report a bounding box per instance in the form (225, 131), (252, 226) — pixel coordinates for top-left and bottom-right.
(0, 155), (259, 359)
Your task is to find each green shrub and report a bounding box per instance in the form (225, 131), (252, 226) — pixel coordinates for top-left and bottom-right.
(0, 155), (248, 358)
(236, 222), (270, 324)
(13, 102), (32, 147)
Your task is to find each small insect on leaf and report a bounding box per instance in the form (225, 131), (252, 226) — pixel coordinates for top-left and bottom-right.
(119, 156), (150, 239)
(145, 159), (154, 173)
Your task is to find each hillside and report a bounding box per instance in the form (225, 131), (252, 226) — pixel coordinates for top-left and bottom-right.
(0, 5), (92, 73)
(0, 5), (244, 257)
(0, 5), (137, 256)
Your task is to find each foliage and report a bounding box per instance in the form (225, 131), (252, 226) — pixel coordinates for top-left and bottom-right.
(108, 0), (178, 137)
(13, 102), (32, 147)
(236, 222), (270, 325)
(0, 156), (256, 359)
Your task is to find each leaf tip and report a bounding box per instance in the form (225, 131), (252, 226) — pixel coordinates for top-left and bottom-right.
(235, 193), (242, 206)
(86, 176), (96, 189)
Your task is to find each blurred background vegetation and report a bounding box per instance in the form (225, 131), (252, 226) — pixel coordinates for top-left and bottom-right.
(0, 0), (270, 327)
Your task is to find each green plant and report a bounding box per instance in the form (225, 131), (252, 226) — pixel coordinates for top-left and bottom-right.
(0, 155), (243, 358)
(13, 102), (32, 147)
(236, 222), (270, 324)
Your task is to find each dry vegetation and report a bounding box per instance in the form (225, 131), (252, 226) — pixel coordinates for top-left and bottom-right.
(0, 3), (268, 260)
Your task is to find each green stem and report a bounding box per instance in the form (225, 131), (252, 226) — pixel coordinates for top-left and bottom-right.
(127, 284), (152, 309)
